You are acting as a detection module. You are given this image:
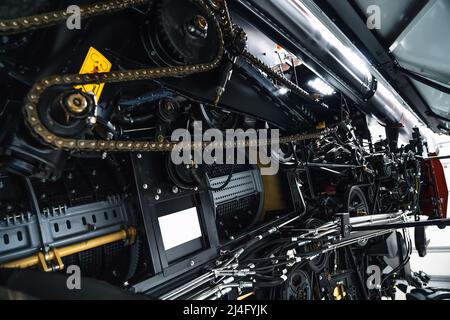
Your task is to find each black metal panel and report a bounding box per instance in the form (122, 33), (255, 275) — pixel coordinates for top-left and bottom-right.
(352, 0), (429, 48)
(130, 152), (221, 285)
(160, 58), (307, 132)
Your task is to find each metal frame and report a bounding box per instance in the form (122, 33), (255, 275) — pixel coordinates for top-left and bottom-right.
(0, 183), (130, 264)
(317, 0), (444, 132)
(130, 152), (222, 293)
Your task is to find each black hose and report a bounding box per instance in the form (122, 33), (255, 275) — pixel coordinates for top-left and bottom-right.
(191, 164), (235, 192)
(115, 113), (155, 126)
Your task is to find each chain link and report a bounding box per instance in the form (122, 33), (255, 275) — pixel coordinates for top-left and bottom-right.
(6, 0), (329, 153)
(0, 0), (151, 34)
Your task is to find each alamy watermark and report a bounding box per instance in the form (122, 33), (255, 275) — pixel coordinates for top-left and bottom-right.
(66, 264), (81, 290)
(66, 5), (81, 30)
(367, 5), (381, 30)
(171, 121), (280, 176)
(366, 264), (382, 290)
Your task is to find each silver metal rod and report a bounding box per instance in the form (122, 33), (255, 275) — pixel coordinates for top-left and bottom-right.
(160, 272), (215, 300)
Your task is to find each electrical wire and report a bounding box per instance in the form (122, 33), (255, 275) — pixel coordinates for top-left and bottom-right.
(191, 164), (235, 191)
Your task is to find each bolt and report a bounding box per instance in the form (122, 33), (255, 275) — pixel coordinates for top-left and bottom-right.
(143, 184), (148, 190)
(137, 153), (142, 159)
(156, 188), (162, 195)
(164, 101), (174, 112)
(87, 116), (97, 125)
(194, 15), (208, 32)
(190, 260), (195, 267)
(155, 195), (160, 201)
(106, 132), (114, 140)
(172, 186), (179, 194)
(65, 92), (88, 114)
(209, 0), (222, 9)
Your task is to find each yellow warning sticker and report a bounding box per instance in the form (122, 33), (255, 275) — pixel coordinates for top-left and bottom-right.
(74, 47), (112, 102)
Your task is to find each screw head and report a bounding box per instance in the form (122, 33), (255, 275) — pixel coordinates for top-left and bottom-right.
(164, 101), (174, 112)
(190, 260), (195, 267)
(194, 15), (208, 32)
(143, 184), (148, 190)
(155, 195), (160, 201)
(137, 153), (142, 159)
(87, 116), (97, 125)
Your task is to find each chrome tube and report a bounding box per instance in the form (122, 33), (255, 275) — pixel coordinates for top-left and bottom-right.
(243, 0), (374, 98)
(192, 277), (236, 300)
(242, 0), (431, 142)
(160, 272), (215, 300)
(349, 212), (408, 225)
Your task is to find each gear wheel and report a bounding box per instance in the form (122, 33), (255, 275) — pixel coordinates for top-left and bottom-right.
(143, 0), (222, 66)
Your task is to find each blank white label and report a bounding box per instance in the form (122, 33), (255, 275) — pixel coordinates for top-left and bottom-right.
(158, 207), (202, 251)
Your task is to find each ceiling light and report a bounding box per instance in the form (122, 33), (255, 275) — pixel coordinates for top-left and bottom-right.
(278, 87), (289, 95)
(308, 78), (335, 96)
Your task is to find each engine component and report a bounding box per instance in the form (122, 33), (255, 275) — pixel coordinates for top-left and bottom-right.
(346, 186), (369, 216)
(0, 132), (67, 179)
(0, 195), (133, 265)
(0, 0), (443, 303)
(272, 266), (312, 300)
(206, 165), (264, 241)
(1, 227), (136, 271)
(197, 104), (240, 131)
(143, 0), (222, 66)
(37, 87), (95, 138)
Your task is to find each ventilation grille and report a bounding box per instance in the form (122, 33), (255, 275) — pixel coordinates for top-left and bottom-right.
(210, 171), (258, 205)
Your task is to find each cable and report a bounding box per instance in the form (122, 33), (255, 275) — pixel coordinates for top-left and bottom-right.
(191, 164), (235, 191)
(379, 230), (412, 288)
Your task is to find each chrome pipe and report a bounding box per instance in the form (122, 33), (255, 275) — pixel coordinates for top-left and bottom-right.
(160, 272), (215, 300)
(241, 0), (432, 143)
(243, 0), (374, 98)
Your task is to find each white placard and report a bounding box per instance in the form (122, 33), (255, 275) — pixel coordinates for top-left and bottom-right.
(158, 207), (202, 251)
